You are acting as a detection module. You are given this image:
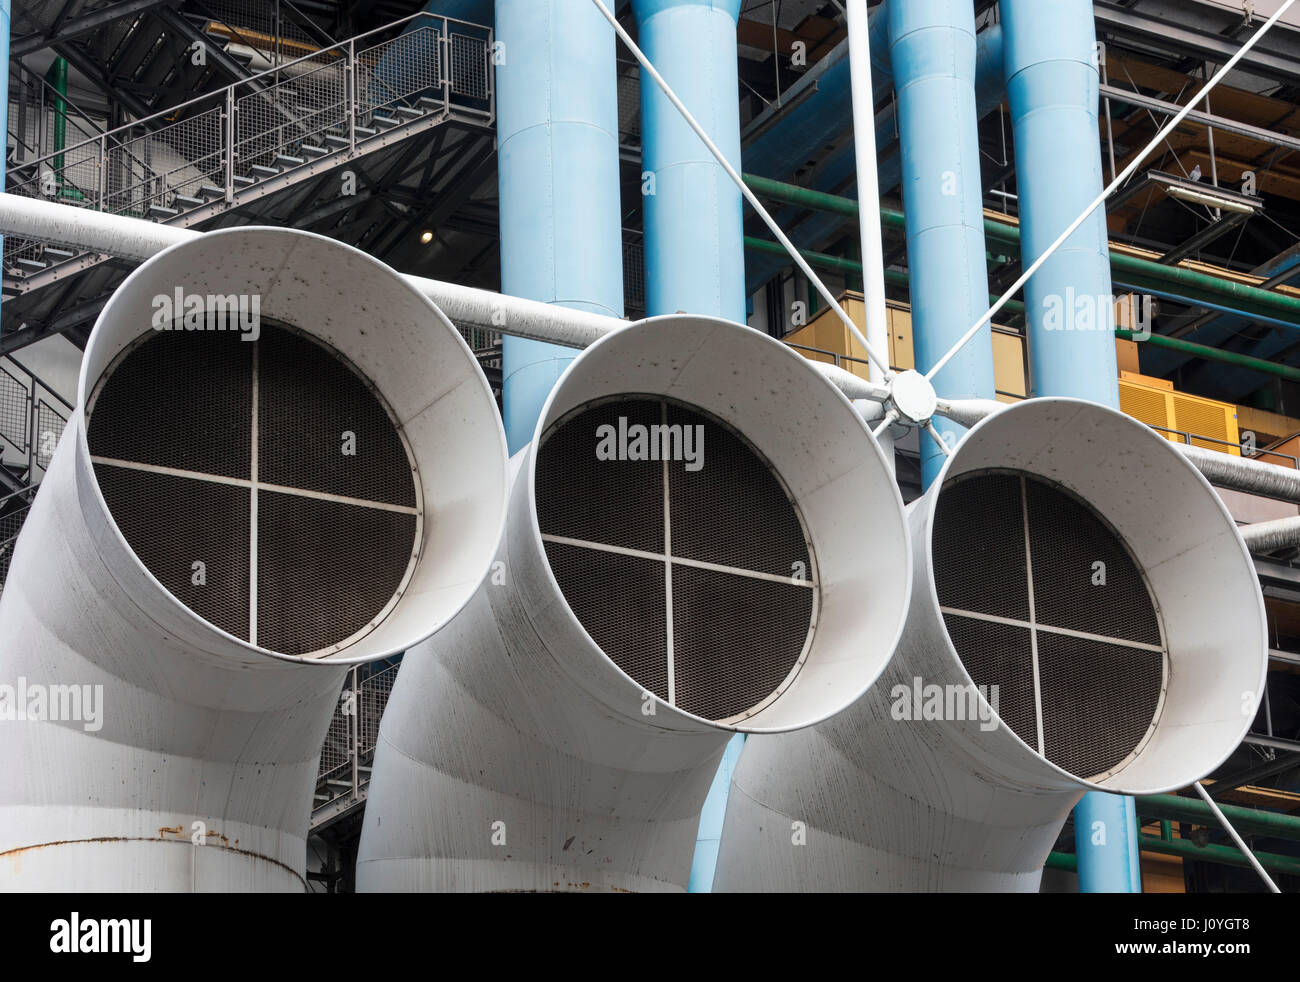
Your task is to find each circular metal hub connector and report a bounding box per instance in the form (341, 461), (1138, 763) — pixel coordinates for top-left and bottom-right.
(887, 369), (938, 426)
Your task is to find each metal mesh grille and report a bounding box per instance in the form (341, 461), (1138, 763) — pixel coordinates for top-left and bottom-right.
(93, 464), (251, 639)
(671, 566), (813, 721)
(86, 322), (418, 655)
(88, 329), (253, 479)
(257, 491), (417, 656)
(535, 399), (664, 553)
(257, 327), (415, 506)
(536, 396), (815, 722)
(1037, 632), (1164, 779)
(0, 368), (29, 451)
(544, 540), (669, 701)
(933, 470), (1165, 779)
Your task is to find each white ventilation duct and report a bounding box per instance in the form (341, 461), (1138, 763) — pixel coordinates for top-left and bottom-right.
(715, 398), (1266, 892)
(0, 227), (508, 891)
(357, 314), (911, 892)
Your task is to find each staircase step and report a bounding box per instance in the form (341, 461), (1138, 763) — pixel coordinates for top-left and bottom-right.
(199, 183), (225, 199)
(233, 174), (256, 188)
(147, 204), (179, 219)
(43, 247), (77, 261)
(173, 194), (204, 208)
(272, 154), (304, 168)
(249, 164), (280, 179)
(14, 258), (47, 272)
(324, 132), (349, 148)
(302, 143), (329, 158)
(354, 125), (377, 139)
(416, 95), (443, 110)
(394, 105), (423, 120)
(372, 114), (399, 129)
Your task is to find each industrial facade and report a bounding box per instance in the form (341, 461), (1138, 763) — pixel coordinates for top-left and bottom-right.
(0, 0), (1296, 903)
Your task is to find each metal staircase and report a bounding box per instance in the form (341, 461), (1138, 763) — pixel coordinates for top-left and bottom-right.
(3, 11), (495, 295)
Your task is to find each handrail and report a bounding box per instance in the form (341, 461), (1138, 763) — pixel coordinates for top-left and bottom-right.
(7, 11), (489, 175)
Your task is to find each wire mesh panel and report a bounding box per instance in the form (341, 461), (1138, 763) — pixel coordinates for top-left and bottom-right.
(0, 503), (32, 594)
(0, 368), (29, 452)
(86, 321), (420, 656)
(932, 470), (1167, 779)
(536, 396), (816, 722)
(357, 27), (443, 116)
(34, 401), (67, 470)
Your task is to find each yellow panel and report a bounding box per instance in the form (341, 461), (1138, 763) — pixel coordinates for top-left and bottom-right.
(1119, 380), (1177, 444)
(992, 332), (1027, 398)
(1121, 370), (1173, 391)
(888, 304), (915, 371)
(1171, 392), (1240, 456)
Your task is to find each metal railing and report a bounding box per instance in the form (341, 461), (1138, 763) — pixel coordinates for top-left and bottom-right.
(315, 661), (400, 817)
(0, 485), (36, 596)
(0, 356), (72, 486)
(3, 11), (494, 275)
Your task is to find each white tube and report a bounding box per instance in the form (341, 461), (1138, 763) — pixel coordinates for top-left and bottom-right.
(715, 398), (1266, 891)
(0, 227), (508, 891)
(357, 314), (911, 892)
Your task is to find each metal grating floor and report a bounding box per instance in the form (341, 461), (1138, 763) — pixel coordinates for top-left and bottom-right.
(933, 470), (1166, 780)
(536, 397), (816, 723)
(86, 321), (419, 656)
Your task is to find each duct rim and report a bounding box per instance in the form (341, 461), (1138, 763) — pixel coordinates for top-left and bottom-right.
(534, 391), (821, 726)
(518, 314), (912, 734)
(72, 226), (510, 667)
(83, 319), (425, 660)
(920, 397), (1267, 796)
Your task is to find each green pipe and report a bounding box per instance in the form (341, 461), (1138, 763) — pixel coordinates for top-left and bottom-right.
(1116, 328), (1300, 384)
(742, 173), (1300, 329)
(46, 57), (66, 177)
(742, 235), (1028, 317)
(1138, 834), (1300, 876)
(1137, 793), (1300, 842)
(1161, 819), (1173, 842)
(1046, 851), (1078, 873)
(1050, 836), (1300, 877)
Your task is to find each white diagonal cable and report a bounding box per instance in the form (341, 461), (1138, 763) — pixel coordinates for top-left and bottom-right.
(923, 0), (1297, 385)
(590, 0), (892, 379)
(1194, 782), (1281, 893)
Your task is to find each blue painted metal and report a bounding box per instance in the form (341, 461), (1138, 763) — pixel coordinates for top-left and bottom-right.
(688, 733), (743, 893)
(633, 0), (745, 323)
(890, 0), (996, 486)
(496, 0), (624, 453)
(1073, 793), (1143, 892)
(629, 0), (746, 892)
(1003, 0), (1133, 892)
(742, 22), (1004, 299)
(1004, 0), (1119, 407)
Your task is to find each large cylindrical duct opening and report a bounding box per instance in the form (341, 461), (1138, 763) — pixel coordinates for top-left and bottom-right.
(357, 314), (911, 891)
(716, 398), (1266, 891)
(0, 227), (508, 891)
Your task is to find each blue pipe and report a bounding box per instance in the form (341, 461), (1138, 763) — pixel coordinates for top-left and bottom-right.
(496, 0), (624, 453)
(889, 0), (996, 486)
(629, 0), (744, 892)
(1004, 0), (1119, 408)
(1002, 0), (1134, 892)
(633, 0), (745, 324)
(742, 23), (1005, 299)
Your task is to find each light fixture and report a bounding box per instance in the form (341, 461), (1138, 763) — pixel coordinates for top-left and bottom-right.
(420, 230), (434, 244)
(1166, 184), (1260, 216)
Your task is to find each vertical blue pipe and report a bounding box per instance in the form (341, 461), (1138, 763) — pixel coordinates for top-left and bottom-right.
(1003, 0), (1119, 407)
(630, 0), (743, 891)
(496, 0), (624, 453)
(888, 0), (996, 487)
(1002, 0), (1133, 892)
(633, 0), (745, 324)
